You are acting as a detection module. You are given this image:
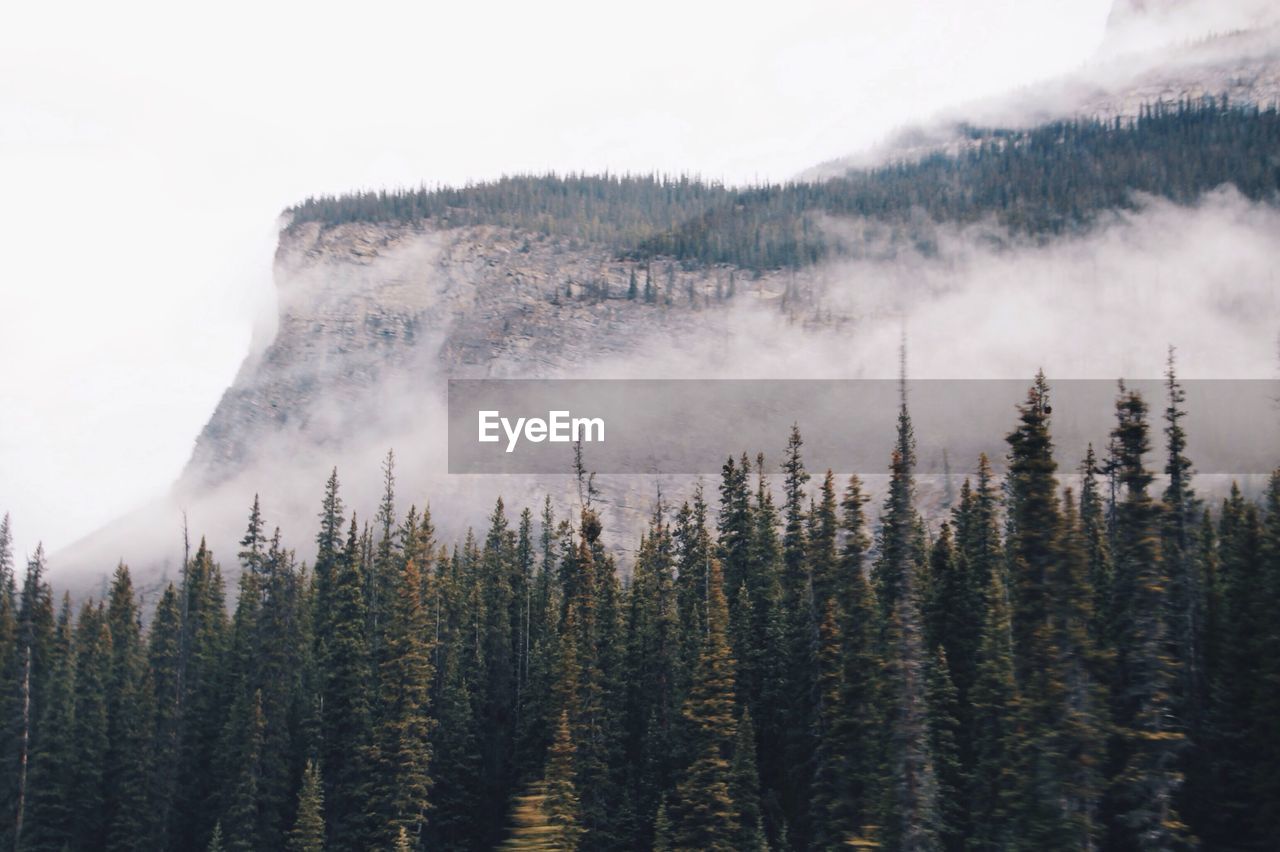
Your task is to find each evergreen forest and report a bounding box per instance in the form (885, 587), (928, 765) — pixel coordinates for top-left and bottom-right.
(287, 100), (1280, 271)
(2, 364), (1279, 851)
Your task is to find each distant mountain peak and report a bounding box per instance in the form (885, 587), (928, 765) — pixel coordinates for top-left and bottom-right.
(1104, 0), (1279, 55)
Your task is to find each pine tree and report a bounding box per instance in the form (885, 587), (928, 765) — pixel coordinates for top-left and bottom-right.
(718, 454), (754, 652)
(21, 595), (75, 852)
(1080, 446), (1114, 652)
(1109, 387), (1193, 850)
(1055, 492), (1107, 848)
(951, 456), (1002, 727)
(7, 544), (53, 852)
(175, 539), (230, 851)
(208, 822), (225, 852)
(479, 497), (518, 833)
(318, 517), (373, 850)
(873, 383), (942, 852)
(811, 599), (849, 849)
(103, 564), (152, 850)
(222, 689), (267, 852)
(544, 710), (583, 851)
(1200, 483), (1259, 846)
(968, 569), (1018, 852)
(146, 583), (183, 849)
(70, 601), (111, 851)
(778, 426), (817, 843)
(815, 474), (883, 846)
(623, 498), (681, 844)
(810, 470), (840, 612)
(652, 799), (673, 852)
(1248, 472), (1280, 840)
(369, 450), (400, 663)
(673, 558), (738, 852)
(1160, 352), (1205, 739)
(748, 454), (790, 838)
(0, 515), (15, 850)
(729, 708), (767, 851)
(428, 616), (484, 850)
(372, 556), (436, 846)
(1003, 374), (1077, 844)
(925, 648), (964, 852)
(287, 760), (326, 852)
(256, 528), (312, 849)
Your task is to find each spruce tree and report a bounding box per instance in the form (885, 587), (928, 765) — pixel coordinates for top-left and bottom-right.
(778, 427), (817, 843)
(175, 540), (230, 851)
(7, 544), (54, 852)
(1003, 374), (1076, 844)
(1055, 491), (1107, 848)
(103, 564), (152, 851)
(1199, 481), (1269, 847)
(925, 648), (964, 852)
(1160, 352), (1205, 738)
(70, 602), (111, 851)
(256, 528), (311, 849)
(1248, 472), (1280, 841)
(317, 517), (373, 850)
(479, 497), (517, 832)
(146, 583), (183, 849)
(873, 385), (942, 852)
(672, 559), (738, 852)
(1109, 387), (1193, 850)
(825, 475), (883, 845)
(968, 569), (1018, 852)
(729, 707), (767, 851)
(20, 595), (75, 852)
(811, 599), (849, 849)
(543, 710), (583, 851)
(623, 499), (681, 843)
(222, 689), (267, 852)
(372, 556), (436, 846)
(287, 760), (326, 852)
(0, 515), (14, 848)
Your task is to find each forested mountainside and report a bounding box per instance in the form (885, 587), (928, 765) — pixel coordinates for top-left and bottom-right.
(289, 101), (1280, 270)
(5, 371), (1280, 851)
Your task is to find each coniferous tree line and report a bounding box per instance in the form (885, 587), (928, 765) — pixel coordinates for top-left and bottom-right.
(2, 361), (1280, 850)
(287, 100), (1280, 271)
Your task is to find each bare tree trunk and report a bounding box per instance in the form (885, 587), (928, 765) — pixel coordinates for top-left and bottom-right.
(13, 645), (31, 851)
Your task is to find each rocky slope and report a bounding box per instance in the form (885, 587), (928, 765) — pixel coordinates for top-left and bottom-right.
(185, 220), (825, 488)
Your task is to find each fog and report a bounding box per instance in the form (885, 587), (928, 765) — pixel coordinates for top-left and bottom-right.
(0, 0), (1131, 568)
(48, 187), (1280, 596)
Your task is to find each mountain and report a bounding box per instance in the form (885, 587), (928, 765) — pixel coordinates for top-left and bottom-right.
(49, 1), (1280, 593)
(807, 0), (1280, 176)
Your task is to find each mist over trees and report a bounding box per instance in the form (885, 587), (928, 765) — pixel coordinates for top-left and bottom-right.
(1, 368), (1278, 851)
(288, 100), (1280, 271)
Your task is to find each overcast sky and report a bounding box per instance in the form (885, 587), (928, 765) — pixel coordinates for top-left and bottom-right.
(0, 0), (1115, 564)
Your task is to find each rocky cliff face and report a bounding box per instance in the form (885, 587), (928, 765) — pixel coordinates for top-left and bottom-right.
(184, 221), (819, 490)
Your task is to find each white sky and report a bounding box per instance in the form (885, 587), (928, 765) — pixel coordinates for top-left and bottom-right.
(0, 0), (1113, 564)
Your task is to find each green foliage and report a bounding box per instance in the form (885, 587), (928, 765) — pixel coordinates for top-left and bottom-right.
(1108, 388), (1194, 850)
(673, 559), (738, 851)
(4, 379), (1280, 851)
(287, 760), (325, 852)
(371, 555), (435, 846)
